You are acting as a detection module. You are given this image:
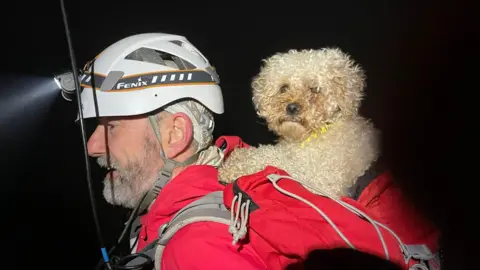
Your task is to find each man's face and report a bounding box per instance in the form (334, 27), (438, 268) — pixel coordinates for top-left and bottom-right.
(87, 116), (162, 208)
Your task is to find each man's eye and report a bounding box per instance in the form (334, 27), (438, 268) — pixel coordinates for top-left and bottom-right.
(107, 123), (117, 131)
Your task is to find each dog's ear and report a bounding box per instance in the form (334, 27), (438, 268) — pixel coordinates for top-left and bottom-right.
(341, 62), (366, 115)
(325, 48), (366, 116)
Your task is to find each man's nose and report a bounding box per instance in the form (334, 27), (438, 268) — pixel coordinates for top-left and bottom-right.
(87, 125), (107, 157)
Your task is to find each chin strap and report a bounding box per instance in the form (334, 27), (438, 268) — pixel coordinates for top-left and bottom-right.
(136, 115), (200, 215)
(137, 151), (199, 215)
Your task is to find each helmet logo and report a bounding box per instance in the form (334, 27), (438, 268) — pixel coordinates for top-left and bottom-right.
(117, 77), (147, 90)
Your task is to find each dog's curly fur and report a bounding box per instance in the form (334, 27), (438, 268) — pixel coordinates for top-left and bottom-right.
(218, 48), (380, 198)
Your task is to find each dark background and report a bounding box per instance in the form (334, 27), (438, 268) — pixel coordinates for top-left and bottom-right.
(1, 1), (475, 269)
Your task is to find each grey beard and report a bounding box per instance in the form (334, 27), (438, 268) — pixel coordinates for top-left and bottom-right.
(97, 136), (159, 209)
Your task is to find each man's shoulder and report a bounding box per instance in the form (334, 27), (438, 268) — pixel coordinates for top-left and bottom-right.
(161, 221), (266, 270)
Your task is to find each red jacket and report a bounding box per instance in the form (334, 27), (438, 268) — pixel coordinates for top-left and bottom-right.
(136, 136), (439, 269)
(135, 163), (266, 269)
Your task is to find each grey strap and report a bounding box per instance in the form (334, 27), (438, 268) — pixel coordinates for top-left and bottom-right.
(129, 216), (142, 253)
(126, 192), (231, 270)
(158, 191), (231, 245)
(137, 149), (200, 215)
(404, 244), (442, 270)
(347, 160), (383, 199)
(151, 192), (231, 269)
(166, 191), (226, 225)
(154, 245), (165, 270)
(137, 160), (176, 215)
(154, 212), (231, 270)
(130, 217), (142, 240)
(404, 244), (435, 261)
(124, 240), (158, 269)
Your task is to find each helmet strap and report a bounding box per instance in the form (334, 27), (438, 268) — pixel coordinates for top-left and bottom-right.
(136, 115), (199, 215)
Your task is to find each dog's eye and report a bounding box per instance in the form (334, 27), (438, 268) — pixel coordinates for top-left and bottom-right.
(310, 87), (322, 93)
(279, 85), (289, 93)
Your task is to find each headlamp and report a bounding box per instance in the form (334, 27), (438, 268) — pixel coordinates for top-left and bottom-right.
(54, 71), (81, 102)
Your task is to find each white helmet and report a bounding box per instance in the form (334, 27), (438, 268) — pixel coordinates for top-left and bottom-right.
(78, 33), (224, 119)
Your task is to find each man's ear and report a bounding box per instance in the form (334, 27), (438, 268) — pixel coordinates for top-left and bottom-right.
(164, 112), (193, 159)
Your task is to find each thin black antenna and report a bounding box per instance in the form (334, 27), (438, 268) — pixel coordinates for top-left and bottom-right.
(59, 1), (112, 269)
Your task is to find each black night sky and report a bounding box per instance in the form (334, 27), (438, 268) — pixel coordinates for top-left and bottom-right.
(2, 1), (475, 270)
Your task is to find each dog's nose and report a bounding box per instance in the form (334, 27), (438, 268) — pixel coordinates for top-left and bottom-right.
(286, 103), (301, 115)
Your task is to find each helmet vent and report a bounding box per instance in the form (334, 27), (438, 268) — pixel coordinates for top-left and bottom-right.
(125, 47), (196, 70)
(169, 40), (208, 64)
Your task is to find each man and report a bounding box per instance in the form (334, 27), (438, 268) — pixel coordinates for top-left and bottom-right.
(83, 33), (440, 270)
(83, 33), (266, 269)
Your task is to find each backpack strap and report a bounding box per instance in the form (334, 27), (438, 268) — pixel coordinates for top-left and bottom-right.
(403, 244), (442, 270)
(158, 191), (231, 244)
(129, 216), (142, 253)
(124, 191), (231, 270)
(347, 160), (384, 199)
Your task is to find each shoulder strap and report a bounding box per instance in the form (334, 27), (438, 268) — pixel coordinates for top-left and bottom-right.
(157, 191), (231, 245)
(404, 244), (442, 270)
(125, 191), (231, 270)
(348, 160), (384, 199)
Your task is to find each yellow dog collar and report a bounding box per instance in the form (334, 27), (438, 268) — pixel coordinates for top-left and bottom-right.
(300, 123), (331, 148)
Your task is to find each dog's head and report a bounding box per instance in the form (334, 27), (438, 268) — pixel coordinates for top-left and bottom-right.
(252, 48), (366, 142)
